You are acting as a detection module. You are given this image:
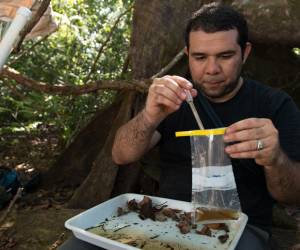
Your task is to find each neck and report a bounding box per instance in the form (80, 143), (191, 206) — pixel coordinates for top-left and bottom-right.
(207, 77), (244, 103)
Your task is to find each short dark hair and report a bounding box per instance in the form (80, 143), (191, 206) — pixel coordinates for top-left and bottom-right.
(185, 3), (248, 53)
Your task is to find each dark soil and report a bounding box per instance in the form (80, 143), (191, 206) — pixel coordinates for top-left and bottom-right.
(0, 128), (80, 250)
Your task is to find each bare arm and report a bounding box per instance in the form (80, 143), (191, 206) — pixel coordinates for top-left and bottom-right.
(112, 109), (161, 164)
(112, 75), (197, 165)
(224, 118), (300, 205)
(264, 148), (300, 205)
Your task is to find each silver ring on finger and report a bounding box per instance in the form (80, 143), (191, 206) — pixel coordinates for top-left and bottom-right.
(256, 139), (264, 151)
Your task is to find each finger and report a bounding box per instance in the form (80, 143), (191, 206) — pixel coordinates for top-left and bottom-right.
(165, 76), (198, 102)
(155, 94), (181, 111)
(225, 118), (267, 134)
(152, 77), (185, 101)
(168, 75), (193, 89)
(152, 84), (183, 105)
(190, 88), (198, 97)
(224, 127), (266, 143)
(161, 76), (188, 100)
(228, 148), (274, 163)
(225, 139), (260, 154)
(225, 137), (272, 156)
(227, 146), (267, 159)
(227, 151), (258, 159)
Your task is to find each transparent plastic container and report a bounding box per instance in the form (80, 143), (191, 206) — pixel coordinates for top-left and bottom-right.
(176, 128), (241, 221)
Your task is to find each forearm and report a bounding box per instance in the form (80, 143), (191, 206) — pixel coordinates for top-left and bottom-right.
(112, 109), (159, 165)
(264, 149), (300, 205)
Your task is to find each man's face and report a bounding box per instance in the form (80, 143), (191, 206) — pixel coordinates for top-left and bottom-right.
(187, 29), (249, 102)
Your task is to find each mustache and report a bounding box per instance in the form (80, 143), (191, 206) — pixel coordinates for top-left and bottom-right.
(202, 77), (224, 83)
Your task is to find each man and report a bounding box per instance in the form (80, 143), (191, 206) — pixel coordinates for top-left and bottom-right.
(112, 3), (300, 250)
(59, 3), (300, 250)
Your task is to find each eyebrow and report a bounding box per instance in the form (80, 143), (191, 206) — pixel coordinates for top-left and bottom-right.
(191, 50), (237, 57)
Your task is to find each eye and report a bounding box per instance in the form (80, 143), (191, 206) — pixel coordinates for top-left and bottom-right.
(194, 56), (206, 61)
(219, 53), (234, 59)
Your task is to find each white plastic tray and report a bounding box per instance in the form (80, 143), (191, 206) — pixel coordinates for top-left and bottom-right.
(65, 193), (247, 250)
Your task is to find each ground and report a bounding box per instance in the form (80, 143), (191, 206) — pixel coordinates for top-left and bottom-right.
(0, 128), (81, 250)
(0, 128), (300, 250)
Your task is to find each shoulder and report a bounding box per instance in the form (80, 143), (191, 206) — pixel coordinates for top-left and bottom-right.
(246, 80), (300, 161)
(244, 79), (290, 100)
(244, 79), (295, 114)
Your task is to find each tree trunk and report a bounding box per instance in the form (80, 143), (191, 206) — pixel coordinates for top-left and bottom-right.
(130, 0), (202, 78)
(43, 98), (122, 188)
(232, 0), (300, 46)
(67, 92), (136, 208)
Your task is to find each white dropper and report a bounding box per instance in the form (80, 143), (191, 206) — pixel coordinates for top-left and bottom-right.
(0, 7), (32, 70)
(185, 90), (205, 130)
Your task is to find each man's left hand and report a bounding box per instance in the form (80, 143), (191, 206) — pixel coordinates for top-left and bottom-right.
(224, 118), (281, 167)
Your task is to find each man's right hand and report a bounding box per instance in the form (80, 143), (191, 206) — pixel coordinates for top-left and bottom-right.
(144, 75), (197, 125)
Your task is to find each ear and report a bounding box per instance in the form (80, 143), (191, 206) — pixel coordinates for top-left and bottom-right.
(242, 42), (252, 64)
(184, 46), (188, 56)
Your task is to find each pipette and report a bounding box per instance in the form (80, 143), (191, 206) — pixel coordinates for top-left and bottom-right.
(185, 90), (206, 225)
(185, 90), (204, 130)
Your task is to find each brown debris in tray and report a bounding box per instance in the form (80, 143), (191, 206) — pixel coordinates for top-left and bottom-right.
(122, 196), (170, 221)
(175, 212), (194, 234)
(196, 225), (211, 237)
(139, 196), (156, 220)
(176, 220), (191, 234)
(155, 211), (168, 222)
(117, 207), (129, 216)
(115, 196), (232, 245)
(206, 222), (229, 232)
(218, 234), (229, 244)
(127, 199), (139, 211)
(162, 208), (180, 221)
(179, 212), (192, 224)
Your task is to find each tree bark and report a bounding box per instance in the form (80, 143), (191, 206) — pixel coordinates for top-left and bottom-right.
(232, 0), (300, 46)
(130, 0), (202, 79)
(42, 97), (122, 188)
(67, 92), (136, 208)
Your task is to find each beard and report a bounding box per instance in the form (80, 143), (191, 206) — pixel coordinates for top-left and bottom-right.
(192, 64), (243, 100)
(194, 76), (240, 99)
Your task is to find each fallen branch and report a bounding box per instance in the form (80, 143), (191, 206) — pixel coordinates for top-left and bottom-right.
(0, 66), (150, 95)
(0, 187), (23, 226)
(48, 232), (65, 250)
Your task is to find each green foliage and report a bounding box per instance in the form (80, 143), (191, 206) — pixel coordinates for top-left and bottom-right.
(293, 48), (300, 56)
(0, 0), (133, 145)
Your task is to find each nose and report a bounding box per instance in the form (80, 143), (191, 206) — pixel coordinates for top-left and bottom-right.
(205, 57), (221, 75)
